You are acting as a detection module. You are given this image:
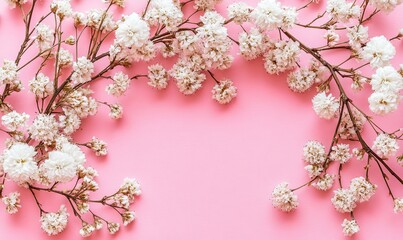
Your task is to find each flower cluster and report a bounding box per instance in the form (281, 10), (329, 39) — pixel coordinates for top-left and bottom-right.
(1, 0), (402, 238)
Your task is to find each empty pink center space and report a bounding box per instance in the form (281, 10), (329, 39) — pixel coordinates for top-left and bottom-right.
(0, 0), (402, 239)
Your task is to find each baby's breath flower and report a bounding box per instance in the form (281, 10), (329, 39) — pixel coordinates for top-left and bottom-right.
(2, 192), (21, 214)
(271, 182), (298, 212)
(40, 205), (69, 236)
(341, 219), (360, 236)
(212, 79), (237, 104)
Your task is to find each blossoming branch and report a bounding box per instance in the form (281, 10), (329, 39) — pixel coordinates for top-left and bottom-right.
(1, 0), (402, 238)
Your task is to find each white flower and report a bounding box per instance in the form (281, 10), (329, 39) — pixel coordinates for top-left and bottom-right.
(212, 79), (237, 104)
(271, 182), (298, 212)
(251, 0), (297, 31)
(29, 73), (53, 97)
(341, 219), (360, 236)
(0, 59), (20, 86)
(2, 192), (21, 214)
(122, 211), (136, 226)
(119, 178), (142, 200)
(40, 151), (78, 183)
(144, 0), (183, 32)
(326, 0), (360, 22)
(60, 142), (86, 165)
(313, 174), (335, 191)
(312, 92), (340, 119)
(86, 9), (116, 32)
(1, 111), (29, 132)
(238, 28), (268, 60)
(28, 114), (59, 145)
(338, 107), (366, 139)
(194, 0), (221, 10)
(50, 0), (73, 19)
(228, 2), (252, 24)
(58, 48), (73, 67)
(372, 133), (399, 158)
(304, 164), (324, 177)
(5, 0), (28, 8)
(59, 109), (81, 135)
(331, 188), (357, 213)
(264, 40), (300, 74)
(287, 68), (316, 93)
(394, 198), (403, 213)
(362, 36), (396, 68)
(370, 66), (403, 93)
(106, 72), (131, 96)
(302, 141), (326, 165)
(148, 64), (169, 90)
(324, 27), (339, 47)
(63, 88), (98, 118)
(107, 222), (120, 234)
(115, 13), (150, 48)
(350, 177), (377, 202)
(369, 0), (402, 12)
(34, 24), (54, 53)
(40, 205), (69, 236)
(71, 57), (94, 84)
(368, 90), (400, 115)
(80, 223), (95, 237)
(170, 60), (206, 95)
(86, 137), (108, 156)
(103, 0), (126, 7)
(3, 143), (38, 184)
(109, 104), (123, 119)
(347, 25), (368, 50)
(330, 144), (352, 164)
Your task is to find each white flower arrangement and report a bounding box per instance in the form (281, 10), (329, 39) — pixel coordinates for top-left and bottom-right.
(0, 0), (401, 238)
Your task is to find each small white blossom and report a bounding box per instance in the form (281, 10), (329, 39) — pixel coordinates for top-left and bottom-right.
(313, 174), (335, 191)
(326, 0), (360, 22)
(212, 79), (237, 104)
(251, 0), (297, 31)
(1, 111), (29, 132)
(238, 28), (268, 60)
(302, 141), (326, 165)
(372, 133), (399, 158)
(2, 192), (21, 214)
(362, 36), (396, 68)
(50, 0), (73, 19)
(109, 104), (123, 119)
(331, 188), (357, 213)
(341, 219), (360, 236)
(86, 137), (108, 156)
(264, 40), (300, 74)
(28, 114), (59, 145)
(350, 177), (377, 202)
(370, 66), (403, 93)
(147, 64), (169, 90)
(369, 0), (402, 12)
(5, 0), (28, 8)
(3, 143), (38, 184)
(271, 182), (298, 212)
(368, 90), (400, 115)
(312, 92), (340, 119)
(29, 73), (53, 97)
(72, 57), (94, 84)
(287, 68), (316, 93)
(40, 205), (69, 235)
(115, 13), (150, 48)
(106, 72), (131, 96)
(79, 223), (95, 237)
(228, 2), (252, 24)
(394, 198), (403, 213)
(330, 144), (352, 164)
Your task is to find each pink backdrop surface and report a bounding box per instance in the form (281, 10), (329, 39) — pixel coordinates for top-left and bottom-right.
(0, 0), (402, 239)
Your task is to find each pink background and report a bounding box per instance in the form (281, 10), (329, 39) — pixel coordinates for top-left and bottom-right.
(0, 0), (402, 239)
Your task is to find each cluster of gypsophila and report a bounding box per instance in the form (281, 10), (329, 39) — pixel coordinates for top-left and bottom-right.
(2, 0), (402, 237)
(261, 0), (403, 237)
